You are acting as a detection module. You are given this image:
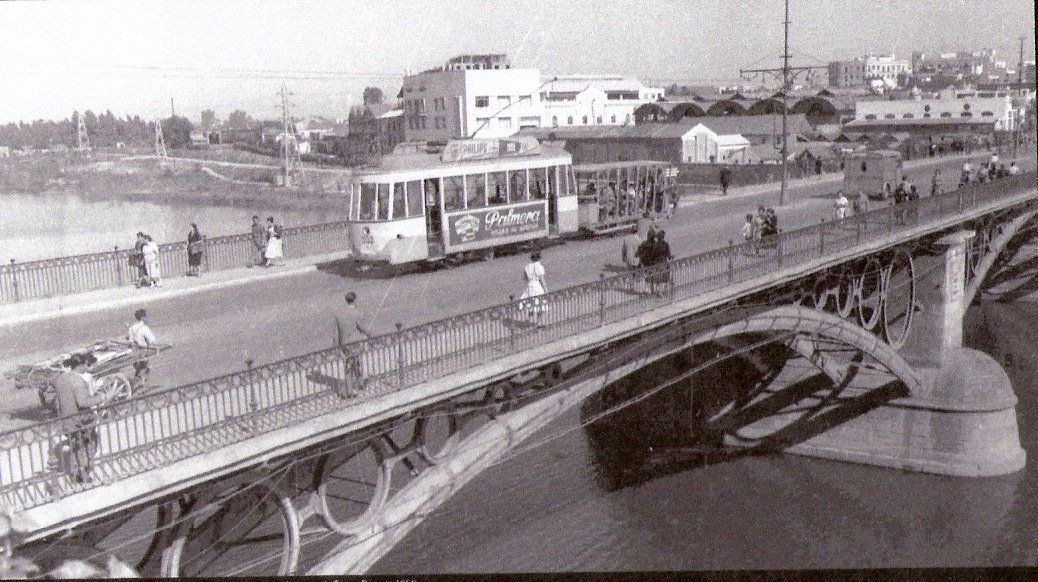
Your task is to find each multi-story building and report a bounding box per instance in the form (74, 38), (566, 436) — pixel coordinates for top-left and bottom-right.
(398, 54), (543, 143)
(912, 49), (997, 81)
(846, 92), (1018, 136)
(540, 75), (664, 128)
(829, 54), (910, 90)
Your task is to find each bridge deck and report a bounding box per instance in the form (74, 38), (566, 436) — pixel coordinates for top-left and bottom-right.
(2, 173), (1035, 540)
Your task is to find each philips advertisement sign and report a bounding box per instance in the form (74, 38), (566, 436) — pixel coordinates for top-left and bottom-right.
(445, 201), (548, 251)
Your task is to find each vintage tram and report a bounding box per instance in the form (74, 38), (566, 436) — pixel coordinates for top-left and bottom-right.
(345, 137), (679, 267)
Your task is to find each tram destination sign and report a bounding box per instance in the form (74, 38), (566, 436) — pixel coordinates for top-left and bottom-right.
(445, 201), (548, 250)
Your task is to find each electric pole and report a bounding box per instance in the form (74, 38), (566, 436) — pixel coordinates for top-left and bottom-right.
(738, 0), (824, 206)
(75, 112), (91, 156)
(154, 120), (168, 159)
(278, 84), (304, 187)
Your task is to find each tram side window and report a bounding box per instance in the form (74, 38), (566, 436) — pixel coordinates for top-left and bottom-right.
(392, 183), (406, 219)
(359, 183), (377, 220)
(377, 183), (391, 220)
(530, 168), (547, 199)
(488, 171), (508, 205)
(406, 180), (423, 217)
(509, 169), (528, 202)
(465, 174), (487, 208)
(444, 176), (465, 212)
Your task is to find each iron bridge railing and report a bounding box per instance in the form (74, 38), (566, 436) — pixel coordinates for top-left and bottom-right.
(0, 221), (351, 304)
(0, 172), (1034, 512)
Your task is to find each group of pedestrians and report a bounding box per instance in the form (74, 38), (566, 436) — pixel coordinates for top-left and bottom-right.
(959, 154), (1021, 187)
(633, 225), (673, 295)
(53, 308), (159, 484)
(250, 215), (284, 267)
(740, 205), (780, 255)
(130, 232), (162, 288)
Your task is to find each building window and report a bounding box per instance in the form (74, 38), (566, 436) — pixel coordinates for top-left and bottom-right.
(940, 112), (952, 118)
(923, 113), (931, 118)
(420, 116), (427, 129)
(567, 116), (574, 125)
(865, 114), (877, 120)
(519, 116), (539, 129)
(475, 117), (491, 130)
(884, 114), (896, 119)
(981, 111), (994, 117)
(582, 115), (588, 124)
(475, 96), (489, 108)
(625, 114), (631, 124)
(903, 113), (914, 118)
(596, 116), (603, 124)
(519, 95), (531, 106)
(960, 112), (972, 117)
(498, 117), (512, 129)
(552, 116), (558, 127)
(434, 97), (446, 111)
(498, 96), (511, 107)
(610, 115), (617, 123)
(418, 99), (426, 113)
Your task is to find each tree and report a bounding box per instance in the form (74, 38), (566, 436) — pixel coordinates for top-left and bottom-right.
(161, 115), (194, 149)
(363, 86), (385, 105)
(226, 109), (254, 129)
(199, 109), (218, 132)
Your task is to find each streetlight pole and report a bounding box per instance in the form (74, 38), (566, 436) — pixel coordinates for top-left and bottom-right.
(780, 0), (790, 207)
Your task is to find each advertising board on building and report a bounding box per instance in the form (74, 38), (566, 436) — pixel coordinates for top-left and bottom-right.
(444, 200), (548, 251)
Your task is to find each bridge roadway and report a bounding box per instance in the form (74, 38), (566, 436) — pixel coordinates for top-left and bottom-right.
(0, 153), (999, 426)
(0, 153), (1033, 568)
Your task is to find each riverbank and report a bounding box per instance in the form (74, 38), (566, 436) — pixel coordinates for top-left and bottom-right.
(0, 151), (350, 213)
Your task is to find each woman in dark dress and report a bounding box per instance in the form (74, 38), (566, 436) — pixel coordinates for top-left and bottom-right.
(187, 223), (204, 276)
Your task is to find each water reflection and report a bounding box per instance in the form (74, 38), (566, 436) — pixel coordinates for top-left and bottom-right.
(1, 192), (342, 263)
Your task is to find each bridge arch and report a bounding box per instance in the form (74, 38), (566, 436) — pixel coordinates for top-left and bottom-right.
(965, 208), (1038, 306)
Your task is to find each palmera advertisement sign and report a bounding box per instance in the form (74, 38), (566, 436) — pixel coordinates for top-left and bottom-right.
(445, 201), (548, 250)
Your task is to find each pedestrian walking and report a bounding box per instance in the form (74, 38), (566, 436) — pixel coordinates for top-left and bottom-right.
(333, 291), (375, 399)
(834, 190), (849, 220)
(520, 251), (548, 322)
(264, 217), (284, 267)
(53, 353), (105, 484)
(187, 223), (204, 276)
(718, 166), (732, 196)
(131, 232), (148, 287)
(741, 213), (756, 248)
(127, 308), (157, 389)
(250, 215), (267, 267)
(141, 234), (161, 287)
(930, 169), (942, 197)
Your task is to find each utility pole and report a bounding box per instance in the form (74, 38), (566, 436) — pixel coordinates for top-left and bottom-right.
(278, 84), (304, 187)
(739, 0), (824, 206)
(154, 120), (168, 159)
(75, 112), (91, 156)
(1019, 36), (1025, 86)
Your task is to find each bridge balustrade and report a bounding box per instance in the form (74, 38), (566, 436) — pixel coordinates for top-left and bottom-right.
(0, 172), (1033, 512)
(0, 221), (351, 304)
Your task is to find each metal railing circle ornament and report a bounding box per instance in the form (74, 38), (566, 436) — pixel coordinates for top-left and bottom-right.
(881, 250), (916, 349)
(313, 440), (391, 538)
(856, 256), (884, 331)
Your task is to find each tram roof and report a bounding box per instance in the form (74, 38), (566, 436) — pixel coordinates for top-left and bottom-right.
(354, 141), (572, 178)
(573, 160), (674, 172)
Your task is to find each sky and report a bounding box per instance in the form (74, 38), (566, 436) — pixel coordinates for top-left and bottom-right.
(0, 0), (1034, 125)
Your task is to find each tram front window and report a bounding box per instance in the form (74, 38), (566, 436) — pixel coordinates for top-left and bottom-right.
(406, 180), (423, 217)
(377, 183), (391, 220)
(392, 183), (406, 219)
(359, 183), (377, 220)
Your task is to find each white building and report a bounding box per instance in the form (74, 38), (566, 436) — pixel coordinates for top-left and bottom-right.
(683, 124), (750, 163)
(541, 75), (664, 128)
(853, 93), (1017, 132)
(399, 54), (544, 142)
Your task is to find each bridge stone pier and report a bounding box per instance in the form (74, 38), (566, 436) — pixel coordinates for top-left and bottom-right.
(743, 228), (1026, 477)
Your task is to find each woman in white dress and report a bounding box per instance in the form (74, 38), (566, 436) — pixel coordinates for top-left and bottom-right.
(141, 235), (162, 287)
(520, 251), (547, 321)
(264, 226), (284, 266)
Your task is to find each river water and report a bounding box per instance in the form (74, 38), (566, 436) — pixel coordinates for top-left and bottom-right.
(372, 298), (1038, 573)
(0, 193), (342, 264)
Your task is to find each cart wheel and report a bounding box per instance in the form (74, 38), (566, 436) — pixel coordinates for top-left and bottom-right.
(98, 373), (133, 403)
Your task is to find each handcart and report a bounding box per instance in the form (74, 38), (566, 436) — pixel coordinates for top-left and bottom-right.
(5, 339), (173, 413)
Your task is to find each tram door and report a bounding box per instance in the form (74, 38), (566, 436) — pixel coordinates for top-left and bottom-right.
(425, 178), (444, 256)
(547, 166), (559, 235)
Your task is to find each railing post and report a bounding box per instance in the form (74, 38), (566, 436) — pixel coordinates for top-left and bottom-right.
(203, 237), (211, 274)
(971, 183), (977, 207)
(855, 216), (862, 245)
(395, 322), (405, 388)
(114, 245), (124, 287)
(958, 189), (963, 212)
(509, 295), (517, 349)
(818, 219), (825, 257)
(598, 273), (606, 326)
(776, 234), (784, 269)
(9, 259), (19, 302)
(245, 358), (257, 433)
(727, 240), (734, 284)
